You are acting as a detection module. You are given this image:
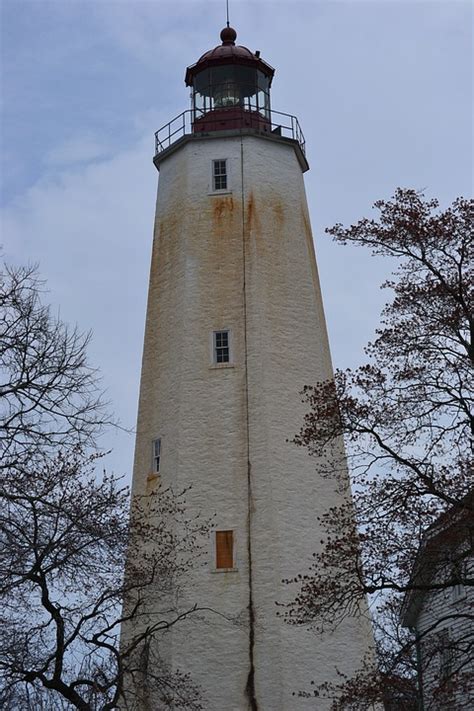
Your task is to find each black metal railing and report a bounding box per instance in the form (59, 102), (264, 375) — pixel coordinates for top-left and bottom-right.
(154, 107), (305, 157)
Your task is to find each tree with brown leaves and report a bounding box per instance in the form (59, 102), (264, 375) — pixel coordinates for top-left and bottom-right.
(284, 189), (473, 708)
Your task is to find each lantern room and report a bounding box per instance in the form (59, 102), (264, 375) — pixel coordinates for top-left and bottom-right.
(185, 27), (275, 133)
(154, 26), (307, 171)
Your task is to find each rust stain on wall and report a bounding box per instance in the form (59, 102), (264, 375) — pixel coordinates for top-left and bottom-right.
(301, 203), (321, 298)
(245, 191), (256, 233)
(157, 212), (181, 251)
(209, 196), (237, 262)
(272, 200), (284, 228)
(202, 195), (241, 323)
(302, 207), (312, 241)
(209, 195), (237, 264)
(212, 195), (235, 228)
(245, 191), (265, 257)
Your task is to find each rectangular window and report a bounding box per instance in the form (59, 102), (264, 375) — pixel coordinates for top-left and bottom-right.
(438, 632), (453, 681)
(152, 438), (161, 473)
(215, 530), (234, 569)
(213, 159), (227, 191)
(214, 330), (230, 364)
(452, 560), (467, 601)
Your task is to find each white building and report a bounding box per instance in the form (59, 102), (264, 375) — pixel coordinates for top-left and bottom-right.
(401, 500), (474, 709)
(124, 25), (375, 710)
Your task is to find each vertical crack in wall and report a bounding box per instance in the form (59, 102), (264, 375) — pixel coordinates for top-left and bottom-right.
(240, 137), (258, 711)
(245, 466), (258, 711)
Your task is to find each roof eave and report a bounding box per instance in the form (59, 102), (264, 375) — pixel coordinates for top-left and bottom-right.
(185, 56), (275, 87)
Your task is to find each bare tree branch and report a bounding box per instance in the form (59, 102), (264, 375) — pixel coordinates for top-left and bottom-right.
(284, 190), (473, 707)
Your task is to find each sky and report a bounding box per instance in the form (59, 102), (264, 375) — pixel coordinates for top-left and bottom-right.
(1, 0), (472, 481)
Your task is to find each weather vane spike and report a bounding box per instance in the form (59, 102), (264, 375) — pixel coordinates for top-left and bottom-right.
(226, 0), (230, 28)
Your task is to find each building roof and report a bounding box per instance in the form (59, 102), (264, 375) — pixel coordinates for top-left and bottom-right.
(400, 493), (473, 628)
(185, 27), (275, 86)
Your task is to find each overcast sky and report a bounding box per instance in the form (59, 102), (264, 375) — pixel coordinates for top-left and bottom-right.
(1, 0), (472, 480)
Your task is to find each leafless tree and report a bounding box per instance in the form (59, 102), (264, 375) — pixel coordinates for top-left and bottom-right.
(0, 263), (209, 709)
(284, 190), (473, 707)
(0, 262), (110, 474)
(0, 449), (208, 710)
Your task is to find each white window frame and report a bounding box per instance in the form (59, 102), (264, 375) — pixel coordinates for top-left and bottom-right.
(211, 158), (230, 193)
(210, 328), (233, 367)
(210, 528), (238, 573)
(213, 329), (230, 364)
(452, 559), (467, 602)
(152, 438), (161, 474)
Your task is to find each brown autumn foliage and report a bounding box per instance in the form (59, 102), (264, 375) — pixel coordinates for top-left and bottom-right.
(284, 189), (473, 707)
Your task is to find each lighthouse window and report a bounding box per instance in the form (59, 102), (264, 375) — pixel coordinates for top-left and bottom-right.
(212, 159), (227, 191)
(152, 438), (161, 473)
(215, 530), (234, 569)
(213, 330), (230, 363)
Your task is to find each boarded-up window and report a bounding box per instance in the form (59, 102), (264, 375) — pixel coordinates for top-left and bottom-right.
(215, 530), (234, 569)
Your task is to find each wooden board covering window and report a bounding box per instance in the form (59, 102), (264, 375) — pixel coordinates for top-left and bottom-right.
(216, 530), (233, 569)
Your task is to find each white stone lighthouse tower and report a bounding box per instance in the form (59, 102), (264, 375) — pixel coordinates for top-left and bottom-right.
(127, 26), (374, 710)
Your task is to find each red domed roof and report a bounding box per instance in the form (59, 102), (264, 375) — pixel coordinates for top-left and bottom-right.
(185, 27), (275, 86)
(198, 41), (257, 64)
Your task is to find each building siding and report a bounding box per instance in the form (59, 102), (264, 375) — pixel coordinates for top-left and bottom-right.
(416, 556), (474, 709)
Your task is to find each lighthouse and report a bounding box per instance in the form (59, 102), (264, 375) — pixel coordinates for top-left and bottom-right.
(126, 26), (375, 710)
